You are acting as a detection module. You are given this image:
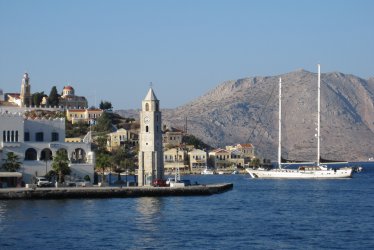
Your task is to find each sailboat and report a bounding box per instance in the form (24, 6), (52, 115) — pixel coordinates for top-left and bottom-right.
(246, 65), (353, 179)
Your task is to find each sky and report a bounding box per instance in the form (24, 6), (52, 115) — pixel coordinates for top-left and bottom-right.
(0, 0), (373, 109)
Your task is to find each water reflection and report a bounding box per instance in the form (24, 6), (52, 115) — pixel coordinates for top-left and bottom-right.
(0, 201), (7, 231)
(133, 197), (163, 246)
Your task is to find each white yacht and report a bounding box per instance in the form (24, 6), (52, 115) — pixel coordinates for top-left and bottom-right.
(246, 65), (353, 179)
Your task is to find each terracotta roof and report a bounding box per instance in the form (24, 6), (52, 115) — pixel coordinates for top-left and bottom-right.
(237, 143), (253, 148)
(64, 85), (74, 90)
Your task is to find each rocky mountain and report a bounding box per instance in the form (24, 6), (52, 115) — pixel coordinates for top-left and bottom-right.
(117, 70), (374, 161)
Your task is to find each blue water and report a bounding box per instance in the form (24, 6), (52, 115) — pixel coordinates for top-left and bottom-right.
(1, 168), (374, 250)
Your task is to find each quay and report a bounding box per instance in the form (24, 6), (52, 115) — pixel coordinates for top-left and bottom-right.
(0, 183), (233, 200)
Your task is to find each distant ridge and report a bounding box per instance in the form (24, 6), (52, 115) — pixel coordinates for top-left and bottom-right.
(117, 69), (374, 161)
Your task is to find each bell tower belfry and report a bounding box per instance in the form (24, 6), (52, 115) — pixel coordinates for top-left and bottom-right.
(20, 72), (31, 107)
(138, 87), (164, 186)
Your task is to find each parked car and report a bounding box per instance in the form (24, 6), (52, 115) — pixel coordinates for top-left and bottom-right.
(153, 179), (167, 187)
(75, 179), (92, 187)
(36, 177), (52, 187)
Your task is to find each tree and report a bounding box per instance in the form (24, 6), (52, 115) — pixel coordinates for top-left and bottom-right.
(48, 86), (60, 107)
(2, 152), (22, 172)
(51, 150), (70, 183)
(94, 112), (112, 132)
(31, 91), (46, 106)
(95, 153), (112, 183)
(182, 135), (212, 150)
(99, 100), (113, 110)
(93, 134), (109, 154)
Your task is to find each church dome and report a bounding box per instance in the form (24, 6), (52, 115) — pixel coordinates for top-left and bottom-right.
(62, 85), (75, 96)
(64, 85), (74, 91)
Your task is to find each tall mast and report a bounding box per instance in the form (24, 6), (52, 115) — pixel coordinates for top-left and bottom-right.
(317, 64), (321, 166)
(278, 77), (282, 168)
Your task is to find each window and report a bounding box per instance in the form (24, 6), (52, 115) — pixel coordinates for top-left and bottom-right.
(25, 148), (37, 160)
(36, 132), (44, 142)
(24, 132), (30, 141)
(3, 131), (5, 141)
(155, 103), (159, 111)
(145, 103), (149, 111)
(52, 132), (59, 142)
(11, 131), (14, 142)
(146, 126), (149, 132)
(15, 131), (18, 142)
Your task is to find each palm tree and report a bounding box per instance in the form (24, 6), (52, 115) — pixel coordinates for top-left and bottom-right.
(52, 150), (70, 183)
(96, 153), (112, 184)
(2, 152), (22, 172)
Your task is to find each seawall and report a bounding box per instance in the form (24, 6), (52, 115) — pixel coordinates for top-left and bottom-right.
(0, 183), (233, 200)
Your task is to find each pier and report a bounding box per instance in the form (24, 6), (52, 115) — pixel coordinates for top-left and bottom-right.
(0, 183), (233, 200)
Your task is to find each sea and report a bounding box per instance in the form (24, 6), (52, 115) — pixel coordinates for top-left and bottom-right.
(1, 163), (374, 250)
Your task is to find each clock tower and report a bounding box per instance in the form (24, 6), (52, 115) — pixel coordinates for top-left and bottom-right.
(138, 88), (164, 186)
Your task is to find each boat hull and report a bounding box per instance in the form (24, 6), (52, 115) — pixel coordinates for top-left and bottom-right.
(246, 168), (353, 179)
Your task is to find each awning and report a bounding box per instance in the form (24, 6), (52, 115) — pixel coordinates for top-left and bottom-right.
(0, 172), (23, 178)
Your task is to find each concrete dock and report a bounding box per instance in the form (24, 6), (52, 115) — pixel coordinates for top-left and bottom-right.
(0, 183), (233, 200)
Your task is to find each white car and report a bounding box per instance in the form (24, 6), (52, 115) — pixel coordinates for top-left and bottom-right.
(36, 177), (52, 187)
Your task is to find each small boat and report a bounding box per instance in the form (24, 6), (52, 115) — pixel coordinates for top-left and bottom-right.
(232, 170), (240, 174)
(201, 167), (215, 175)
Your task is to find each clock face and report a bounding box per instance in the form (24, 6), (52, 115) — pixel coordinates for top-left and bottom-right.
(144, 116), (150, 123)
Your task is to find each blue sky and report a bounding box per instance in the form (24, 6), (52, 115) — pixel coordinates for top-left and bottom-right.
(1, 0), (373, 109)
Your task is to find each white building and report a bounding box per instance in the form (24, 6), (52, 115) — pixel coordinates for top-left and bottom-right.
(138, 88), (164, 186)
(0, 111), (95, 184)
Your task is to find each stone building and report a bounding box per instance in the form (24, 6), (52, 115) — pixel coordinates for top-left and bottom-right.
(138, 88), (164, 186)
(59, 85), (88, 109)
(163, 148), (187, 171)
(209, 148), (231, 169)
(162, 127), (183, 147)
(188, 149), (208, 171)
(66, 108), (103, 124)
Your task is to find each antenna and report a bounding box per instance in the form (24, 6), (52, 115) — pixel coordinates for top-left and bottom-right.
(317, 64), (321, 166)
(278, 77), (282, 169)
(184, 117), (188, 134)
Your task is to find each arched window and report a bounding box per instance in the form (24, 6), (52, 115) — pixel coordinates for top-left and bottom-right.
(11, 131), (14, 142)
(25, 148), (37, 160)
(40, 148), (53, 161)
(7, 131), (10, 142)
(71, 148), (86, 163)
(146, 126), (149, 132)
(15, 131), (18, 142)
(3, 131), (5, 141)
(145, 103), (149, 111)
